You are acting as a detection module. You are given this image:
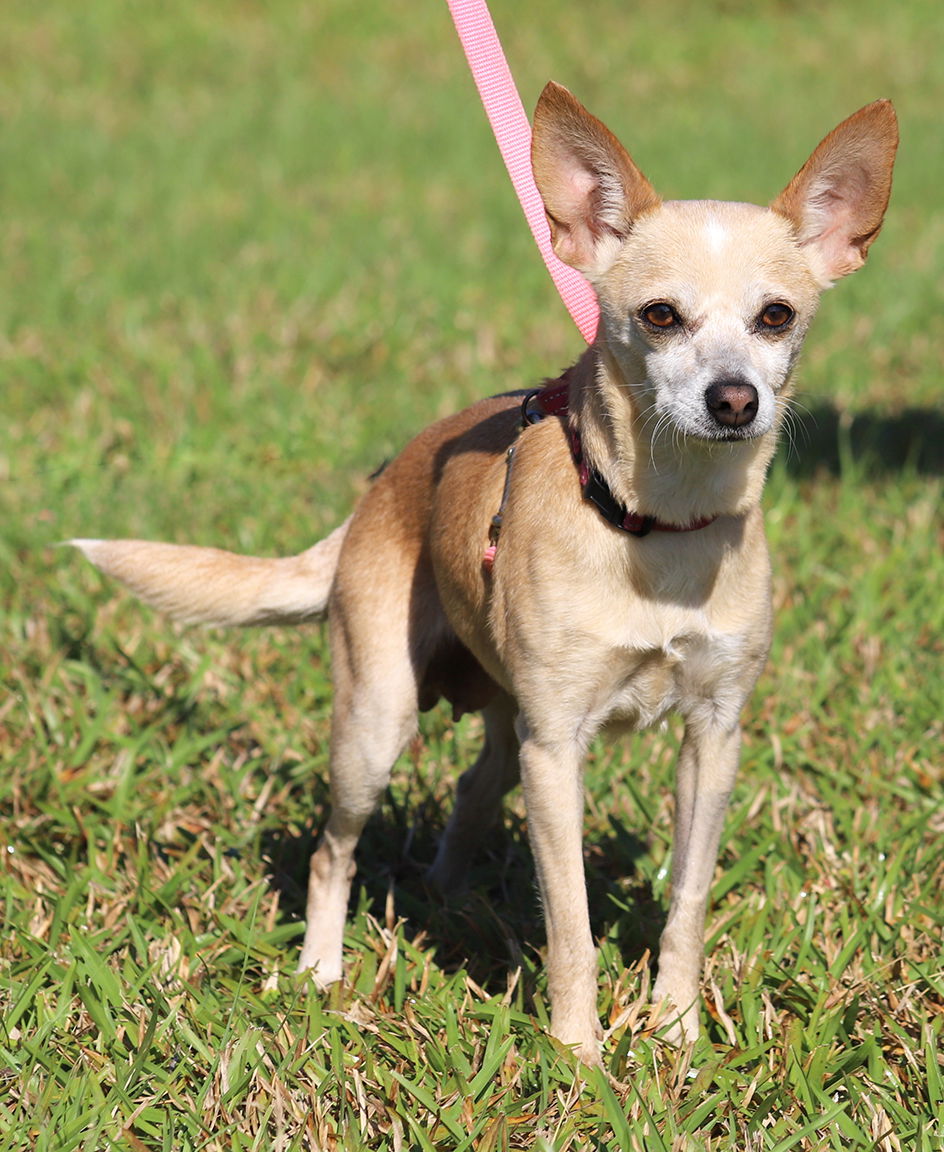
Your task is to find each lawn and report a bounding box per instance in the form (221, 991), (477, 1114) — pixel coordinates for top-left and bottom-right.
(1, 0), (942, 1148)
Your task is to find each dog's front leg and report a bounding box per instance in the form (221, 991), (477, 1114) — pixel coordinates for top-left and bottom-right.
(517, 723), (602, 1065)
(652, 722), (741, 1043)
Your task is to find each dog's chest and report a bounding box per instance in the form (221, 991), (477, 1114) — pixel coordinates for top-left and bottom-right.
(597, 623), (746, 735)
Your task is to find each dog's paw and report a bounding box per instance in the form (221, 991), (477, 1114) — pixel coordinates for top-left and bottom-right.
(550, 1010), (605, 1068)
(295, 951), (343, 990)
(648, 991), (700, 1046)
(424, 846), (470, 900)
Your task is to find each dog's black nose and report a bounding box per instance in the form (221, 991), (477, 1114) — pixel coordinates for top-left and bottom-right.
(705, 380), (759, 429)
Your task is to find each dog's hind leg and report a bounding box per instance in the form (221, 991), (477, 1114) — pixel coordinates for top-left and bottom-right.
(296, 677), (418, 984)
(426, 693), (519, 896)
(296, 574), (420, 986)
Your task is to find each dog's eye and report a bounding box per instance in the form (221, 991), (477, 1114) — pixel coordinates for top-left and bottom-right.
(760, 302), (794, 329)
(642, 303), (680, 329)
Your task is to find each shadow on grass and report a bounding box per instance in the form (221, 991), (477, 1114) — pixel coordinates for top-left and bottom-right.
(261, 800), (661, 995)
(783, 403), (944, 476)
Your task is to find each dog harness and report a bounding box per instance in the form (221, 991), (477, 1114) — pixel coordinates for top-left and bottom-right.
(483, 382), (718, 571)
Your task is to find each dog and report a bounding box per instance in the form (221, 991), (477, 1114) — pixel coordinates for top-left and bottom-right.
(70, 83), (897, 1065)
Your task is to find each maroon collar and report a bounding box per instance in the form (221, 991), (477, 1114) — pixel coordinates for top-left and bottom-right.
(521, 383), (717, 538)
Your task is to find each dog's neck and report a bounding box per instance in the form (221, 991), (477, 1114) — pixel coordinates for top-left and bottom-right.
(565, 346), (778, 527)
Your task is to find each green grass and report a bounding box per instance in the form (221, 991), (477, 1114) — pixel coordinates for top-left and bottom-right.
(2, 0), (943, 1147)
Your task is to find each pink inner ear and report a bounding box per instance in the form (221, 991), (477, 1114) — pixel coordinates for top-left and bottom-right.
(801, 166), (873, 277)
(810, 219), (864, 279)
(542, 167), (603, 270)
(548, 167), (599, 235)
(567, 167), (598, 210)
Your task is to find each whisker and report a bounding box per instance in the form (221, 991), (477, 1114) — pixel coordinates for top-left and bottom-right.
(775, 394), (809, 462)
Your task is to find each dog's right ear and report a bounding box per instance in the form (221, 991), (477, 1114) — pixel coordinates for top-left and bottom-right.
(531, 82), (661, 279)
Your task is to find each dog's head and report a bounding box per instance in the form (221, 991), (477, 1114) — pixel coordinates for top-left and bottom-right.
(531, 83), (898, 446)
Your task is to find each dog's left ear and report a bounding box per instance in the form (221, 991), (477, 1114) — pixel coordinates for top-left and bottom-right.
(771, 100), (898, 285)
(531, 82), (661, 279)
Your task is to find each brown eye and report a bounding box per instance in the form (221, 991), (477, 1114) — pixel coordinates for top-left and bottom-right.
(642, 303), (680, 329)
(760, 302), (794, 329)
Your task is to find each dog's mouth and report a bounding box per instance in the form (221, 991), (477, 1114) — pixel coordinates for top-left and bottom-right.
(669, 415), (770, 445)
(700, 423), (767, 444)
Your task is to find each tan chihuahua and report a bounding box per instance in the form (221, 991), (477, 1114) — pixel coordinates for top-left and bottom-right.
(72, 84), (897, 1065)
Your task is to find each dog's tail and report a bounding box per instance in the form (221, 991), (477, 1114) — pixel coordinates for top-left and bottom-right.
(68, 518), (351, 628)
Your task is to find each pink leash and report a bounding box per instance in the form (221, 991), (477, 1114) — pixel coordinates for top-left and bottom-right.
(445, 0), (600, 344)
